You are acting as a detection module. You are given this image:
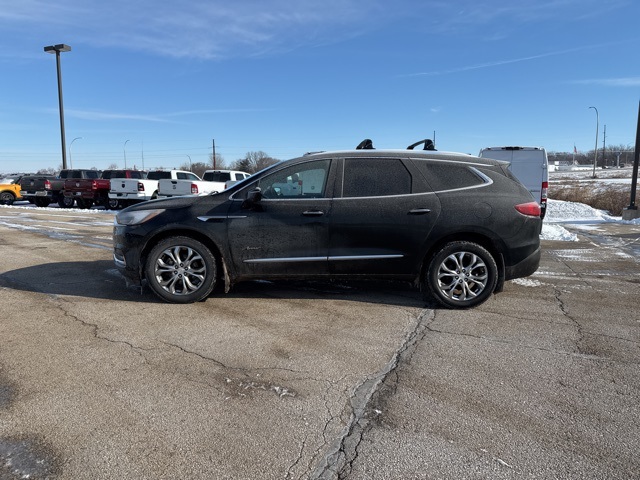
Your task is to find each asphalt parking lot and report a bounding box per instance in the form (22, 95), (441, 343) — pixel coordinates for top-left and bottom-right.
(0, 206), (639, 479)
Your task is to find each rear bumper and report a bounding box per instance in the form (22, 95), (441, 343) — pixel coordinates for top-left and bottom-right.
(504, 245), (541, 280)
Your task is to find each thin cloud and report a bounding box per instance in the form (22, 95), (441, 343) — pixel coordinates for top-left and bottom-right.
(401, 43), (622, 78)
(0, 0), (383, 60)
(571, 77), (640, 87)
(65, 109), (170, 123)
(62, 108), (272, 123)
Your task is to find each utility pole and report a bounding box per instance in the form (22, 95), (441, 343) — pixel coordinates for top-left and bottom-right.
(622, 101), (640, 220)
(212, 139), (216, 169)
(601, 125), (607, 168)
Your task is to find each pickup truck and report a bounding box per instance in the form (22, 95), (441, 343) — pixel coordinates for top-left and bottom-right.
(202, 169), (251, 192)
(109, 170), (188, 207)
(64, 169), (145, 209)
(20, 171), (76, 208)
(0, 176), (24, 205)
(62, 169), (107, 209)
(157, 170), (219, 199)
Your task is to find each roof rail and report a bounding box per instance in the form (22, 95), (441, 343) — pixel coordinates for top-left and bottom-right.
(407, 139), (436, 151)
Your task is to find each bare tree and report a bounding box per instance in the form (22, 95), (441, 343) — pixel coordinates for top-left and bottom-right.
(208, 153), (226, 170)
(232, 151), (279, 174)
(179, 162), (211, 178)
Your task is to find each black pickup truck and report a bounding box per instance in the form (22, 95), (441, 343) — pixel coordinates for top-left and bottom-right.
(19, 169), (99, 208)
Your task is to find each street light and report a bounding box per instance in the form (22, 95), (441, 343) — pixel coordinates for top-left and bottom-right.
(44, 44), (72, 169)
(589, 106), (599, 178)
(69, 136), (82, 169)
(124, 139), (130, 169)
(186, 154), (192, 172)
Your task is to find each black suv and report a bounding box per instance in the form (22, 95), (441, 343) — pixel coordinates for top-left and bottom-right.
(113, 140), (542, 308)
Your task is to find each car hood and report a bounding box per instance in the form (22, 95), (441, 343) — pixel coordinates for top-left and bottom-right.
(124, 195), (200, 212)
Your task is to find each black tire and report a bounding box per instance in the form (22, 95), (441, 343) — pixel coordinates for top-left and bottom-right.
(106, 198), (120, 210)
(58, 196), (75, 208)
(76, 198), (93, 209)
(145, 236), (217, 303)
(34, 197), (51, 207)
(0, 191), (15, 205)
(425, 241), (498, 309)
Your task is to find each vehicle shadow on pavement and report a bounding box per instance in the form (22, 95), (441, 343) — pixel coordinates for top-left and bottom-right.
(0, 261), (435, 308)
(223, 279), (434, 308)
(0, 261), (143, 302)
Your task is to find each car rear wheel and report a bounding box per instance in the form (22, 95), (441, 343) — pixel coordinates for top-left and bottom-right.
(34, 197), (51, 207)
(0, 191), (15, 205)
(145, 236), (217, 303)
(76, 198), (93, 209)
(425, 241), (498, 309)
(107, 198), (121, 210)
(58, 196), (75, 208)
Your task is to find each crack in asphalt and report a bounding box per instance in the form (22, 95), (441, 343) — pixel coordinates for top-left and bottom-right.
(309, 308), (435, 480)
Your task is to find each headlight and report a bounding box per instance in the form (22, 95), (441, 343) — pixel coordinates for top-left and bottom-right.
(115, 209), (166, 226)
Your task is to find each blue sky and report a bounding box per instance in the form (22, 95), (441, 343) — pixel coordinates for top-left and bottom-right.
(0, 0), (639, 173)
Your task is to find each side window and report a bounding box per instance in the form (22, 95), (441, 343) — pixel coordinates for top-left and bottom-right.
(413, 162), (484, 191)
(343, 158), (411, 197)
(258, 160), (330, 199)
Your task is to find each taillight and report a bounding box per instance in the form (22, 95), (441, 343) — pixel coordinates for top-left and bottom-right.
(541, 181), (548, 203)
(191, 183), (198, 194)
(91, 180), (98, 190)
(137, 182), (144, 192)
(44, 179), (51, 190)
(515, 202), (541, 217)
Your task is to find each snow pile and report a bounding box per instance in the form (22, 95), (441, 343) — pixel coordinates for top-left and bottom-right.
(541, 198), (640, 241)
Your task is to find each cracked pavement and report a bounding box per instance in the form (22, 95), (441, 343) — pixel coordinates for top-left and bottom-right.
(0, 207), (639, 479)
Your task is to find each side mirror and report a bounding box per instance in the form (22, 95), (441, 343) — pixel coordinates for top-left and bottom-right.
(242, 187), (262, 209)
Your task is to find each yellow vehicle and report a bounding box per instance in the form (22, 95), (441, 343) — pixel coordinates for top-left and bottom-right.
(0, 177), (23, 205)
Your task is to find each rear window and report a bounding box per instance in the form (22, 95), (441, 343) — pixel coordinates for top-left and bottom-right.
(147, 171), (171, 180)
(103, 170), (147, 179)
(203, 171), (232, 182)
(413, 162), (484, 191)
(342, 158), (412, 198)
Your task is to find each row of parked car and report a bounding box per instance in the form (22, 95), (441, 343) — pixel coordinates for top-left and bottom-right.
(0, 168), (250, 209)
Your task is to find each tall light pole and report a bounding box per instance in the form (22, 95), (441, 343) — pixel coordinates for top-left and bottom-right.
(186, 154), (192, 172)
(44, 44), (72, 170)
(69, 136), (82, 169)
(124, 139), (130, 169)
(589, 106), (599, 178)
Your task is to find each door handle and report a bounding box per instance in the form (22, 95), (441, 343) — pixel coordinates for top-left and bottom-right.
(302, 210), (324, 216)
(408, 208), (431, 215)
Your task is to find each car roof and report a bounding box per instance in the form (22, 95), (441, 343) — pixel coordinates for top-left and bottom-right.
(298, 149), (506, 167)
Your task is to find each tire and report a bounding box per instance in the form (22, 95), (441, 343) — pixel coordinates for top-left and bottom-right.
(76, 198), (93, 209)
(425, 241), (498, 309)
(58, 196), (75, 208)
(107, 198), (121, 210)
(0, 191), (15, 205)
(34, 197), (51, 207)
(145, 236), (217, 303)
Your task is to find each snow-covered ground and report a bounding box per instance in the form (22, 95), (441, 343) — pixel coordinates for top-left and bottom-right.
(542, 199), (639, 241)
(543, 167), (640, 241)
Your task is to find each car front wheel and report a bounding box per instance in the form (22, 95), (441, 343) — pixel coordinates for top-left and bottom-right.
(0, 191), (15, 205)
(425, 241), (498, 309)
(145, 236), (217, 303)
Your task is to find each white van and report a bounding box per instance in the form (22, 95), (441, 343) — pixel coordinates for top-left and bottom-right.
(479, 146), (548, 219)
